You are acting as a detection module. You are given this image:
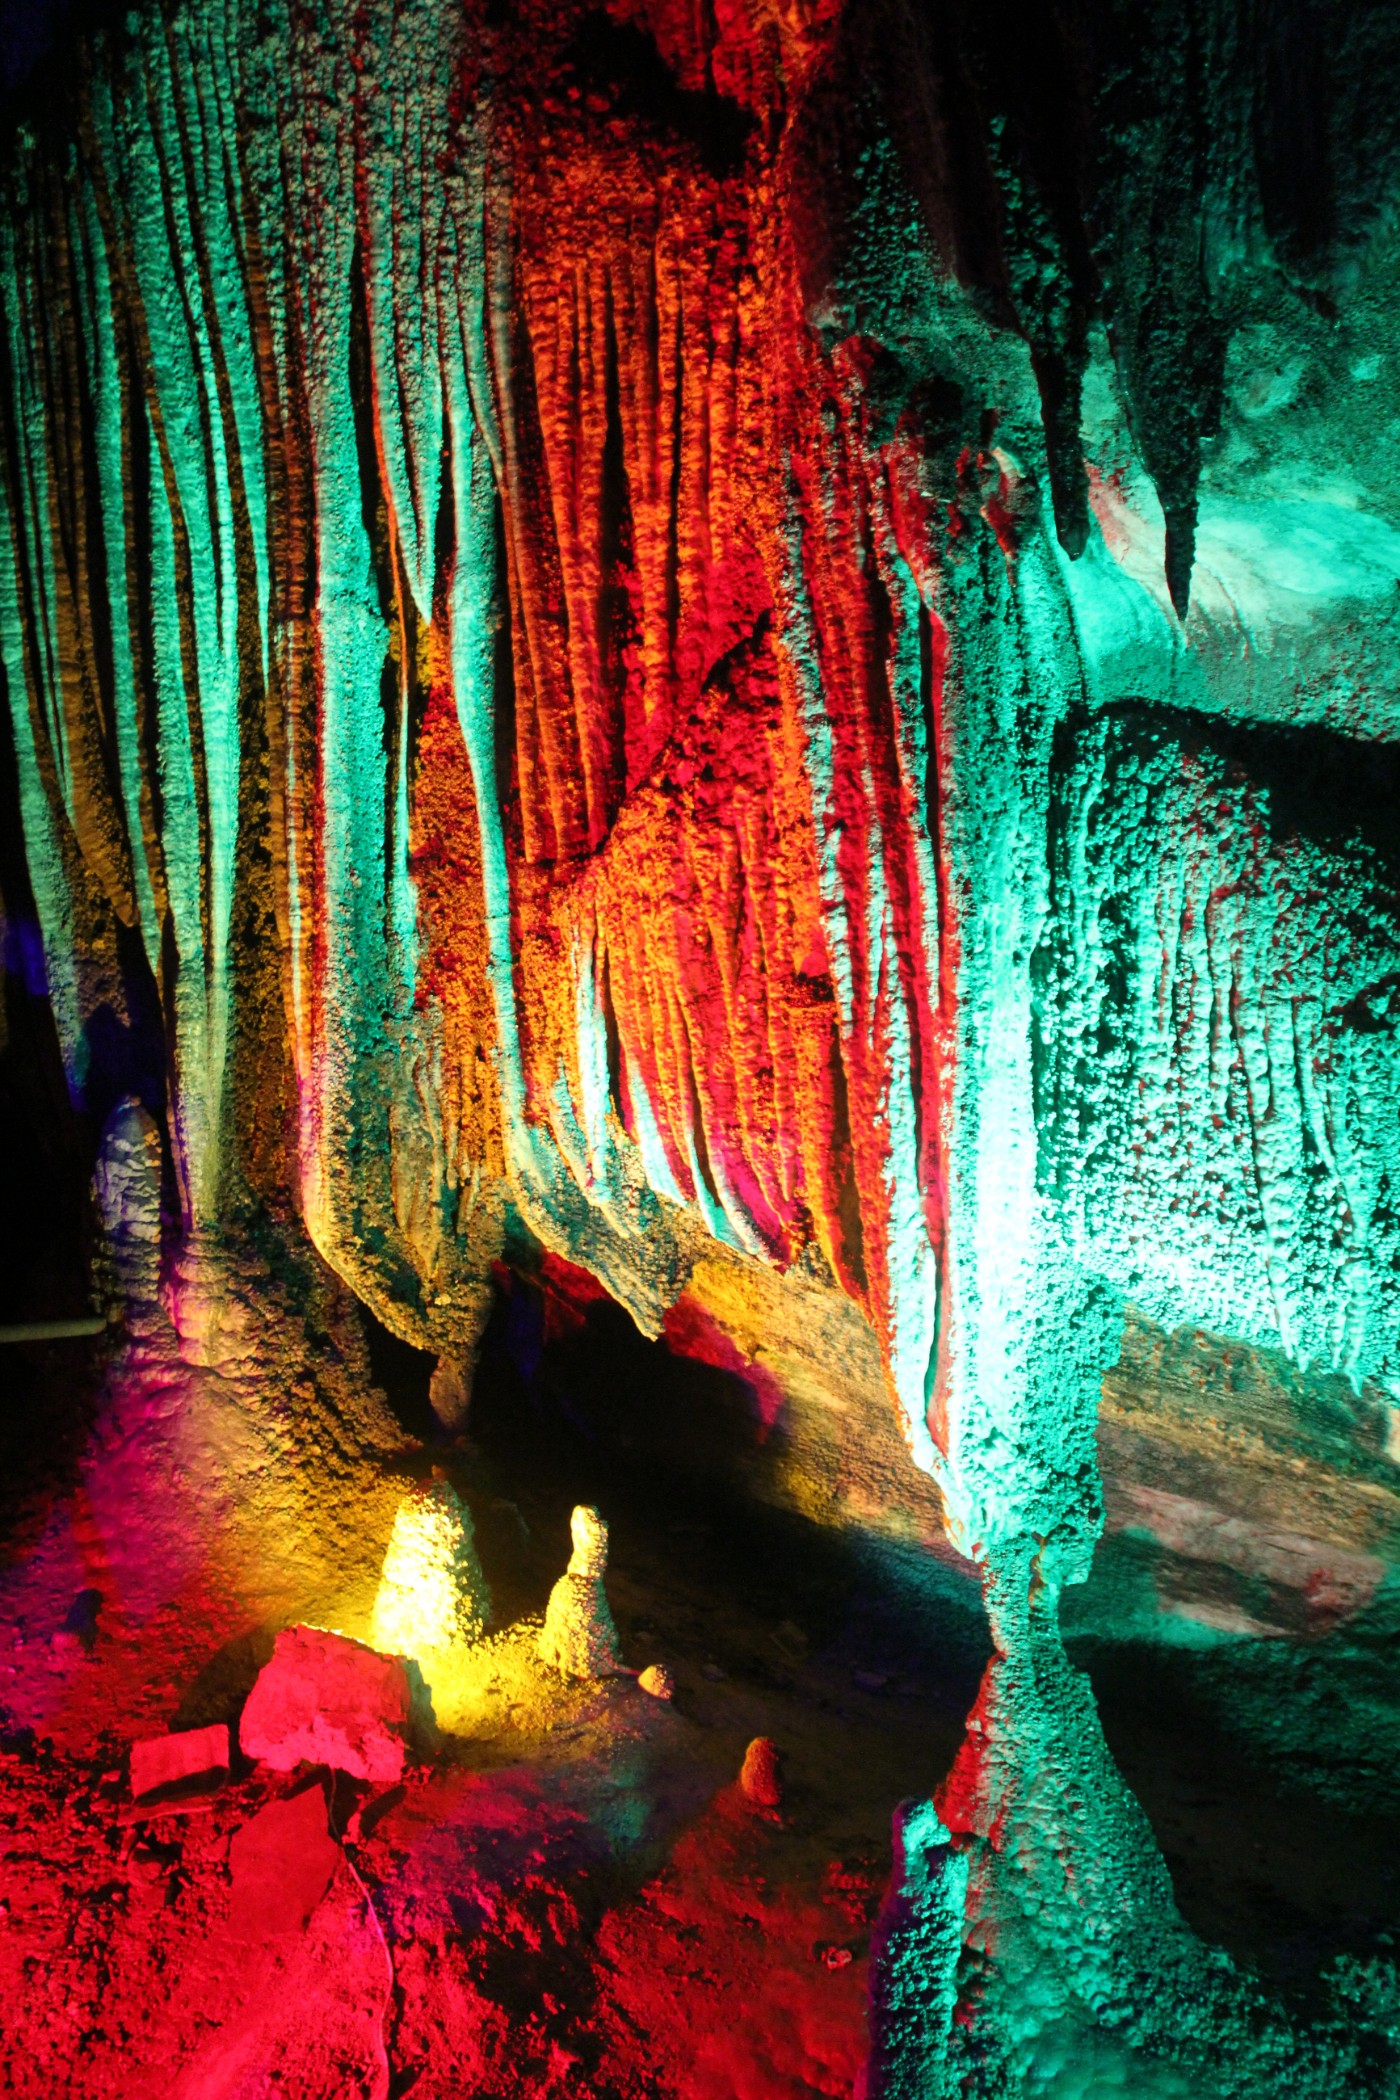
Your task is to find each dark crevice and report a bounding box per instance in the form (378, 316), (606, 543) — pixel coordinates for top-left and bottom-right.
(490, 491), (518, 836)
(348, 229), (407, 934)
(561, 13), (754, 180)
(70, 230), (121, 807)
(597, 940), (624, 1129)
(681, 1020), (726, 1228)
(355, 1293), (439, 1445)
(827, 1025), (869, 1299)
(347, 233), (395, 628)
(1030, 345), (1088, 561)
(125, 357), (166, 859)
(858, 518), (928, 1189)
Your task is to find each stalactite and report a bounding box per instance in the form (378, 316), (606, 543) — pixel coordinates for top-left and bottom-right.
(5, 0), (1400, 2084)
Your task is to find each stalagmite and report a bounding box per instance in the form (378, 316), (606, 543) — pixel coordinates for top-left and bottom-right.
(536, 1504), (622, 1680)
(3, 0), (1400, 2087)
(370, 1478), (491, 1662)
(738, 1736), (782, 1811)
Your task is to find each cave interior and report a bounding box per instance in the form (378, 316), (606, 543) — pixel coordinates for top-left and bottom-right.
(4, 0), (1400, 2092)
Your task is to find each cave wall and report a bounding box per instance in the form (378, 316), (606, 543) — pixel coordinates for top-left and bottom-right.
(4, 0), (1400, 1591)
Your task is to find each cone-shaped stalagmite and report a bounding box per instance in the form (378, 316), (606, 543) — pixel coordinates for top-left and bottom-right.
(370, 1476), (490, 1662)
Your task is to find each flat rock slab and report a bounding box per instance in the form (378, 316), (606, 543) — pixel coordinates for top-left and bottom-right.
(225, 1783), (341, 1939)
(176, 1831), (390, 2097)
(130, 1722), (230, 1806)
(239, 1624), (431, 1782)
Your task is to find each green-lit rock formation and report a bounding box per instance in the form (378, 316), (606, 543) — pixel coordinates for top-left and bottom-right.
(4, 0), (1400, 2088)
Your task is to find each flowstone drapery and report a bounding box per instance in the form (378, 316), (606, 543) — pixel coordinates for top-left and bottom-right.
(5, 0), (1400, 2086)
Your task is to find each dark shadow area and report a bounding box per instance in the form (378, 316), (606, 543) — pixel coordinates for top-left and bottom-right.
(355, 1300), (439, 1446)
(1084, 1627), (1400, 1986)
(468, 1266), (985, 1696)
(0, 740), (109, 1546)
(444, 1263), (993, 1867)
(562, 12), (754, 180)
(0, 924), (91, 1338)
(0, 1335), (104, 1564)
(463, 1260), (1400, 1994)
(170, 1624), (277, 1734)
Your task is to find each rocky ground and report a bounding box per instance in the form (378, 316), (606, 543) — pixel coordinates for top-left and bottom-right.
(1, 1311), (1398, 2098)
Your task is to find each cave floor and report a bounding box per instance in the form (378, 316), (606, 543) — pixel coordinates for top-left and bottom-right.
(0, 1332), (1397, 2097)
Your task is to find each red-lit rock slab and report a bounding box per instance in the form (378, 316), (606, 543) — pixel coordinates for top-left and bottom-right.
(130, 1723), (230, 1806)
(239, 1626), (432, 1784)
(226, 1783), (341, 1939)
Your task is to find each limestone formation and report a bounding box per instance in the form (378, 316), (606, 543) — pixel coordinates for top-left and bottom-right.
(369, 1477), (490, 1663)
(4, 0), (1400, 2086)
(6, 0), (1400, 1588)
(536, 1506), (622, 1680)
(738, 1737), (783, 1811)
(428, 1358), (471, 1433)
(92, 1101), (163, 1316)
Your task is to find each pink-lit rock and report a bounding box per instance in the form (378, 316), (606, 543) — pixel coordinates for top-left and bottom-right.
(239, 1626), (433, 1784)
(129, 1723), (230, 1803)
(225, 1783), (341, 1939)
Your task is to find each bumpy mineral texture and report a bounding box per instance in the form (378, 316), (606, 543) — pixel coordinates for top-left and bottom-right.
(239, 1625), (434, 1781)
(5, 0), (1400, 2087)
(8, 0), (1400, 1584)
